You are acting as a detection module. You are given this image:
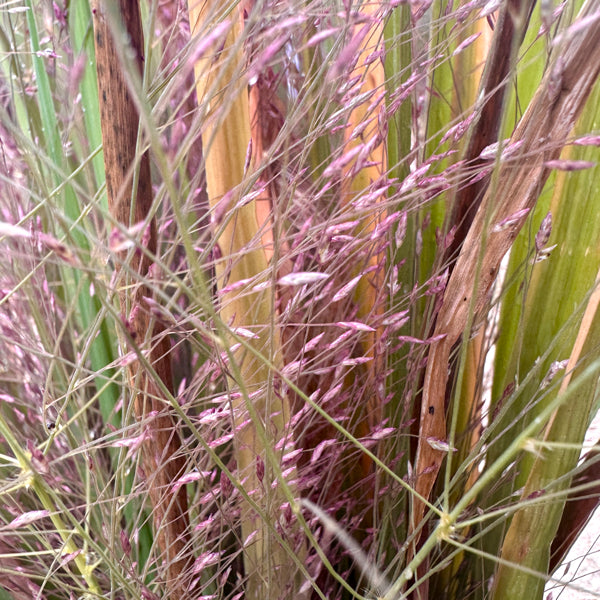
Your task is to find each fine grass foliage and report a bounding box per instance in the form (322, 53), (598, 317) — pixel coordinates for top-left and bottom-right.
(1, 0), (600, 599)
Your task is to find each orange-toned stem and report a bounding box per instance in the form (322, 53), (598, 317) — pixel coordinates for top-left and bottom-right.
(339, 2), (387, 469)
(187, 2), (301, 598)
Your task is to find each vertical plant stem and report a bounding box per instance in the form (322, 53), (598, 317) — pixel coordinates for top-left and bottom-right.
(442, 12), (493, 506)
(187, 2), (300, 598)
(382, 2), (413, 553)
(444, 0), (535, 262)
(91, 2), (192, 597)
(340, 1), (387, 431)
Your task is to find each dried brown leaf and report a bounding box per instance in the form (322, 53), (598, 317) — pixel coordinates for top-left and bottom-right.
(92, 2), (192, 596)
(413, 1), (600, 538)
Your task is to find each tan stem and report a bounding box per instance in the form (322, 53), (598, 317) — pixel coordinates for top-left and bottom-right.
(187, 2), (300, 597)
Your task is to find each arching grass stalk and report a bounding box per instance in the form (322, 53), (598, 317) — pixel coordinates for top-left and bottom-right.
(385, 353), (600, 600)
(0, 415), (101, 596)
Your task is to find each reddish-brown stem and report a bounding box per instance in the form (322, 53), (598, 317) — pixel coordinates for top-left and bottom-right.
(92, 2), (193, 597)
(445, 0), (536, 265)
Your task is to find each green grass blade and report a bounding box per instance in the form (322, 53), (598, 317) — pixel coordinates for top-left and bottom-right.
(490, 73), (600, 600)
(24, 0), (118, 424)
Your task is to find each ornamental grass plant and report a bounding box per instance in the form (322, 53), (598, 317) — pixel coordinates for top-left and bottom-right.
(1, 0), (600, 599)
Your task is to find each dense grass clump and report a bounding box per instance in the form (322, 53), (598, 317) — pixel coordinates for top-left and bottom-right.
(1, 1), (600, 599)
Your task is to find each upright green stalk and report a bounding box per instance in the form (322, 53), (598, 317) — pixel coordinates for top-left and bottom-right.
(23, 0), (119, 423)
(382, 3), (415, 561)
(491, 46), (600, 600)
